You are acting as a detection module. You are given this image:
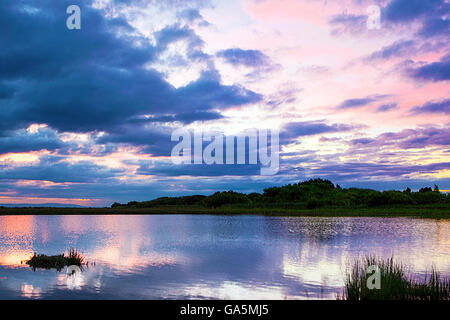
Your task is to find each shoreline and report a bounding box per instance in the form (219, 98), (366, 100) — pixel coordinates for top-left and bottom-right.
(0, 206), (449, 218)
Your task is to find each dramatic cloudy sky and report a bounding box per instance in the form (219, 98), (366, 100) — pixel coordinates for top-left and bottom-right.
(0, 0), (449, 206)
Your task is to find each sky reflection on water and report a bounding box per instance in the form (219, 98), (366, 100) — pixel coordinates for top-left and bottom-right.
(0, 215), (448, 299)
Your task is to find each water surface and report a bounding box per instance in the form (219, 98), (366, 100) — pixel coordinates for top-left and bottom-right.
(0, 215), (448, 299)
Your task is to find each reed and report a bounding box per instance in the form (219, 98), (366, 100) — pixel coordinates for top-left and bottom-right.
(339, 256), (450, 300)
(26, 248), (86, 271)
(65, 248), (85, 266)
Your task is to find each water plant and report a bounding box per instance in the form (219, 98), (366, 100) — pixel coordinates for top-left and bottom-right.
(65, 248), (85, 266)
(26, 248), (86, 271)
(339, 256), (450, 300)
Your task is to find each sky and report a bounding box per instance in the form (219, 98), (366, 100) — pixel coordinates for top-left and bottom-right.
(0, 0), (449, 206)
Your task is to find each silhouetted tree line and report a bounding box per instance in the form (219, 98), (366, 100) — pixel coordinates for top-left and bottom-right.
(111, 178), (449, 209)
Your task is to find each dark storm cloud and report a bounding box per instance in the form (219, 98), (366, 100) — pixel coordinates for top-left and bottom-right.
(0, 158), (124, 183)
(102, 126), (277, 160)
(96, 125), (173, 156)
(0, 0), (261, 135)
(137, 161), (262, 177)
(154, 24), (205, 59)
(175, 69), (262, 109)
(0, 128), (63, 153)
(132, 111), (225, 124)
(17, 68), (257, 133)
(0, 1), (152, 80)
(0, 82), (16, 99)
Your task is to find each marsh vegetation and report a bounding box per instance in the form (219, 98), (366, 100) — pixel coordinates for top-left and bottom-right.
(26, 248), (86, 271)
(340, 256), (450, 300)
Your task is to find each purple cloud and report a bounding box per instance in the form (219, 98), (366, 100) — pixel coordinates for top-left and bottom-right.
(328, 13), (366, 36)
(365, 40), (416, 61)
(217, 48), (271, 68)
(410, 99), (450, 114)
(408, 55), (450, 81)
(384, 0), (449, 38)
(350, 125), (450, 149)
(281, 121), (359, 144)
(376, 103), (398, 112)
(337, 95), (389, 109)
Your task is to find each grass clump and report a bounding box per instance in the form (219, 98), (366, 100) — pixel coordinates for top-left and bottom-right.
(26, 248), (86, 271)
(340, 256), (450, 300)
(65, 248), (85, 266)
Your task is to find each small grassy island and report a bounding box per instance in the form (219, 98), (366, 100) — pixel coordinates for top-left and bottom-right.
(26, 249), (86, 271)
(1, 179), (449, 218)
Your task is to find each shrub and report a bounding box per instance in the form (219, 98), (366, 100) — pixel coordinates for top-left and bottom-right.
(306, 198), (319, 209)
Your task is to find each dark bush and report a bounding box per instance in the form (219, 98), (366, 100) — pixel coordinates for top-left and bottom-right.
(306, 198), (319, 209)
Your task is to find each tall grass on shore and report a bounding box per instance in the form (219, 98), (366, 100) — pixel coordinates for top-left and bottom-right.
(339, 256), (450, 300)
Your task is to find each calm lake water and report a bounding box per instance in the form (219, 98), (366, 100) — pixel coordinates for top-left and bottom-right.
(0, 215), (448, 299)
